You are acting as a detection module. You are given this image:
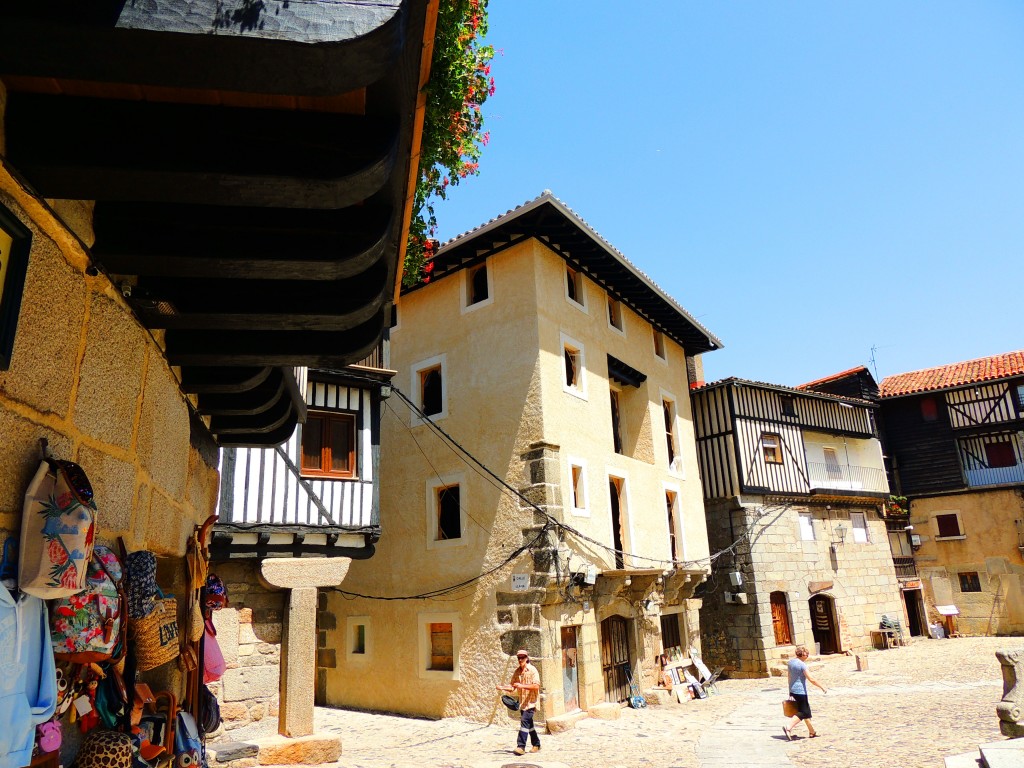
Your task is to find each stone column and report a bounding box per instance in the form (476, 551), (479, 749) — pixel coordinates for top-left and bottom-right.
(261, 558), (351, 738)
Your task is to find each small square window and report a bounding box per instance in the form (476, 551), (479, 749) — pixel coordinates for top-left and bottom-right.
(959, 572), (982, 592)
(352, 623), (366, 654)
(418, 612), (460, 680)
(653, 330), (666, 360)
(412, 355), (447, 423)
(468, 263), (489, 305)
(780, 395), (797, 417)
(560, 333), (587, 398)
(762, 433), (783, 464)
(1017, 384), (1024, 410)
(935, 512), (963, 538)
(566, 266), (585, 307)
(984, 440), (1018, 469)
(607, 296), (624, 331)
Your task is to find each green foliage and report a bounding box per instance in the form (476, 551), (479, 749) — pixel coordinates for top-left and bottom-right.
(885, 495), (909, 516)
(404, 0), (494, 287)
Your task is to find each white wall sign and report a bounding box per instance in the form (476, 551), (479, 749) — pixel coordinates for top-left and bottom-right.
(511, 574), (530, 592)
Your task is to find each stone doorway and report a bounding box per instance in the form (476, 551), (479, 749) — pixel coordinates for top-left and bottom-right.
(600, 616), (631, 703)
(808, 594), (840, 654)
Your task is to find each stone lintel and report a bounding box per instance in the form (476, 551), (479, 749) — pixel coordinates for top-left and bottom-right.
(260, 557), (351, 589)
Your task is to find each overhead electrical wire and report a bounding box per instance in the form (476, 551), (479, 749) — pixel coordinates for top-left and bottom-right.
(325, 371), (793, 601)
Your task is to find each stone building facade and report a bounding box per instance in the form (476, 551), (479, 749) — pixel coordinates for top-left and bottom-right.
(320, 193), (720, 722)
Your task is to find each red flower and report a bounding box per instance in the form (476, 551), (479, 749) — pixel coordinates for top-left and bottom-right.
(56, 606), (76, 618)
(56, 492), (74, 508)
(48, 540), (68, 565)
(59, 563), (79, 590)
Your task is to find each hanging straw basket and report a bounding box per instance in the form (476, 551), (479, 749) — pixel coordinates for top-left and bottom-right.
(131, 592), (180, 672)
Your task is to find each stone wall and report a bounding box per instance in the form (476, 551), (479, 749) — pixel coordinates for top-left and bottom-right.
(207, 560), (285, 735)
(701, 497), (905, 677)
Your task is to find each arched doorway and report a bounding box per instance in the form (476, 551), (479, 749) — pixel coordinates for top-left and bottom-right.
(600, 616), (631, 702)
(808, 594), (840, 654)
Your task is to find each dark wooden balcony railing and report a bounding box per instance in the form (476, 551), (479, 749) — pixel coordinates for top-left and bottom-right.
(892, 556), (917, 578)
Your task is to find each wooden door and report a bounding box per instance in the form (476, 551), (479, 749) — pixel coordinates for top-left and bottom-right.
(600, 616), (631, 702)
(561, 626), (580, 712)
(770, 591), (792, 645)
(809, 595), (839, 654)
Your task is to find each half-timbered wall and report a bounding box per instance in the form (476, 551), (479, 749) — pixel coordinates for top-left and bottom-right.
(730, 384), (874, 436)
(692, 385), (738, 499)
(693, 382), (882, 500)
(945, 381), (1024, 429)
(222, 381), (379, 527)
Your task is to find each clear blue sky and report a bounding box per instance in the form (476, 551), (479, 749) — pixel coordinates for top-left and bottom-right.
(431, 1), (1024, 387)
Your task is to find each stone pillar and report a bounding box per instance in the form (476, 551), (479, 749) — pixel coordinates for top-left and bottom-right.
(997, 648), (1024, 738)
(261, 558), (351, 738)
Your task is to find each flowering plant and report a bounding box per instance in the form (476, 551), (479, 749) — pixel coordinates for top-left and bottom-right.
(403, 0), (494, 287)
(885, 495), (909, 517)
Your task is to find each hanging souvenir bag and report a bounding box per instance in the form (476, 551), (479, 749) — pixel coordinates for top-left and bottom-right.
(198, 684), (221, 736)
(50, 545), (125, 663)
(20, 453), (97, 598)
(71, 729), (133, 768)
(173, 712), (203, 768)
(123, 550), (158, 620)
(202, 617), (225, 684)
(131, 587), (180, 672)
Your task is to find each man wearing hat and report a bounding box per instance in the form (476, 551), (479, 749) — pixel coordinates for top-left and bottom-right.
(496, 649), (541, 755)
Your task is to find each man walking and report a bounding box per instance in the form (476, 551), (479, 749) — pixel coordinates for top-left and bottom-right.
(496, 649), (541, 755)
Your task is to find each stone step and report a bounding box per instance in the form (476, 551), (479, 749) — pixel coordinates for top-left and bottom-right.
(210, 734), (342, 767)
(943, 750), (982, 768)
(979, 739), (1024, 768)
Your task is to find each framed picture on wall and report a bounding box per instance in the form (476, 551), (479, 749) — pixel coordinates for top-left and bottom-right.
(0, 204), (32, 370)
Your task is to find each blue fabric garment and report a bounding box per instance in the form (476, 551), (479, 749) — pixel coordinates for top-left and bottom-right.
(788, 657), (808, 696)
(0, 583), (57, 768)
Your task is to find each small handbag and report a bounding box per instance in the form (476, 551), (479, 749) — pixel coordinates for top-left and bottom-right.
(131, 588), (180, 672)
(500, 694), (519, 711)
(782, 697), (798, 717)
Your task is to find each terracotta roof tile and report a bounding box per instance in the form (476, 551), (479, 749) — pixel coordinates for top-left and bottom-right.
(797, 366), (871, 390)
(879, 350), (1024, 398)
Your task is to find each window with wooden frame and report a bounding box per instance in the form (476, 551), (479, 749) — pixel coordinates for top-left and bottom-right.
(958, 572), (982, 593)
(850, 511), (869, 543)
(798, 512), (815, 541)
(435, 484), (462, 541)
(920, 396), (938, 422)
(660, 613), (682, 658)
(770, 591), (793, 646)
(984, 439), (1018, 468)
(822, 447), (842, 478)
(467, 262), (489, 305)
(663, 398), (678, 467)
(566, 266), (585, 307)
(1017, 384), (1024, 411)
(610, 387), (624, 454)
(569, 461), (587, 514)
(300, 411), (356, 479)
(761, 433), (783, 464)
(934, 512), (964, 539)
(428, 622), (454, 671)
(780, 395), (797, 417)
(665, 490), (679, 563)
(420, 365), (443, 417)
(564, 345), (581, 388)
(653, 329), (666, 360)
(607, 295), (624, 332)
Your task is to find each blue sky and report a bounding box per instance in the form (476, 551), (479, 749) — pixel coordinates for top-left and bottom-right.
(431, 1), (1024, 387)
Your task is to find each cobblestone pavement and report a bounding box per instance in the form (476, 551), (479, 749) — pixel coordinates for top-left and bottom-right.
(221, 637), (1014, 768)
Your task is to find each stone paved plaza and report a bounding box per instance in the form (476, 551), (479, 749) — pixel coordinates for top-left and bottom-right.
(218, 636), (1013, 768)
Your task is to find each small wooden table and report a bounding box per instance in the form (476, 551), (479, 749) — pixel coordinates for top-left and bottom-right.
(871, 628), (898, 650)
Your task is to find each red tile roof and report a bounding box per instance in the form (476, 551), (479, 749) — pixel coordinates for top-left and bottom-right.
(879, 351), (1024, 398)
(797, 366), (871, 391)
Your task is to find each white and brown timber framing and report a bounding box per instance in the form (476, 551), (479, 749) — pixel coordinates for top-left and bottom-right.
(691, 378), (882, 501)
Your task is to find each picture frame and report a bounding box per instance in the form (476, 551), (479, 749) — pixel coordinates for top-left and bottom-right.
(0, 204), (32, 371)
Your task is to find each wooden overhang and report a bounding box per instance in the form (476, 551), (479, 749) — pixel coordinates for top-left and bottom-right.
(408, 193), (723, 356)
(0, 0), (435, 447)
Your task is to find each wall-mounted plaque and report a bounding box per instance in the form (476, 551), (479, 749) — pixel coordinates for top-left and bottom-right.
(0, 205), (32, 370)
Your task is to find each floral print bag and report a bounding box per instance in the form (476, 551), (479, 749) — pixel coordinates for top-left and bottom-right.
(50, 545), (125, 663)
(19, 457), (97, 598)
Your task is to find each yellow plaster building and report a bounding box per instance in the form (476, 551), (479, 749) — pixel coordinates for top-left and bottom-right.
(321, 193), (723, 722)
